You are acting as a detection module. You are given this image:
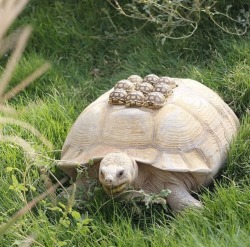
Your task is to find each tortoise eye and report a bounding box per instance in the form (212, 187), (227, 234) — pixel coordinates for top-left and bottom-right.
(117, 170), (124, 177)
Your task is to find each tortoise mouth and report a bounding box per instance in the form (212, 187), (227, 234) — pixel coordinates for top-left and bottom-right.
(103, 182), (129, 196)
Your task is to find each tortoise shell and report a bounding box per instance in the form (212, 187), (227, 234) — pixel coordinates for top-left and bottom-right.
(125, 91), (145, 107)
(135, 82), (154, 94)
(114, 80), (135, 92)
(153, 83), (173, 96)
(158, 76), (178, 88)
(144, 92), (166, 109)
(60, 78), (239, 187)
(108, 89), (127, 105)
(143, 74), (159, 86)
(127, 75), (143, 84)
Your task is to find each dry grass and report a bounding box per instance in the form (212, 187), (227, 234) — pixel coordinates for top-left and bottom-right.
(0, 0), (55, 241)
(0, 0), (52, 153)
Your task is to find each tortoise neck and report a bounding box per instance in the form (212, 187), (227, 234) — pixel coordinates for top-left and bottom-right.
(132, 162), (149, 189)
(133, 163), (197, 193)
(130, 158), (139, 185)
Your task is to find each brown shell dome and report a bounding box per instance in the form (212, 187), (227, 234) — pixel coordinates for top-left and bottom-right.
(59, 78), (239, 187)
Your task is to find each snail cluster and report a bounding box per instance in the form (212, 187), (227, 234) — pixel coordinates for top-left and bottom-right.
(108, 74), (178, 109)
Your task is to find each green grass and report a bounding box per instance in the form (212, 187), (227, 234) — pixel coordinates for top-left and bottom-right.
(0, 0), (250, 246)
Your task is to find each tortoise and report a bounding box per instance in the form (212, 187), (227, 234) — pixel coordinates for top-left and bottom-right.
(127, 75), (143, 85)
(144, 92), (166, 109)
(143, 74), (159, 86)
(125, 91), (145, 107)
(158, 76), (178, 88)
(114, 79), (135, 93)
(135, 82), (154, 95)
(108, 89), (128, 105)
(153, 83), (173, 97)
(59, 77), (239, 212)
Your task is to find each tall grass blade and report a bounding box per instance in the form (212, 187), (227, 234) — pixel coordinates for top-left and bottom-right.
(0, 27), (24, 57)
(0, 0), (28, 40)
(0, 177), (68, 239)
(2, 62), (51, 101)
(0, 117), (53, 149)
(0, 26), (32, 97)
(18, 234), (36, 247)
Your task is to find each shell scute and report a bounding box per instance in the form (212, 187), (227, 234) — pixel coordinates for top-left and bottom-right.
(154, 104), (204, 149)
(158, 76), (178, 88)
(125, 91), (145, 107)
(135, 82), (154, 94)
(143, 74), (159, 86)
(144, 92), (166, 108)
(102, 108), (153, 146)
(114, 79), (135, 92)
(127, 75), (143, 84)
(108, 89), (127, 105)
(154, 83), (173, 96)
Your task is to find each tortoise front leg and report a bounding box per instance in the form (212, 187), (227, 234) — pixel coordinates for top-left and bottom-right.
(166, 183), (203, 212)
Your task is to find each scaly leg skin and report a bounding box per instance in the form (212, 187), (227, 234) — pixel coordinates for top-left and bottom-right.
(166, 183), (203, 212)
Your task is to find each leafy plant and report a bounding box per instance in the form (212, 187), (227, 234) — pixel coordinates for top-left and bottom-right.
(107, 0), (250, 42)
(117, 188), (171, 210)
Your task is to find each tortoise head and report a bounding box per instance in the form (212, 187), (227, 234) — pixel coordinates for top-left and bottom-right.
(99, 152), (138, 196)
